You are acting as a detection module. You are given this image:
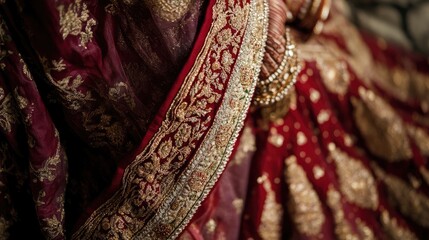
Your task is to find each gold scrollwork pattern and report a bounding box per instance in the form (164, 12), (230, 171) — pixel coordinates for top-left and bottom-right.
(57, 0), (97, 48)
(73, 0), (268, 238)
(328, 143), (379, 210)
(352, 87), (412, 161)
(285, 156), (325, 237)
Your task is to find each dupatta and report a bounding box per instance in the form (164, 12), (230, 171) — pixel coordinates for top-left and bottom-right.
(0, 0), (268, 239)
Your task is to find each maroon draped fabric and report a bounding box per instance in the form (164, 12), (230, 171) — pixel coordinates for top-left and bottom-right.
(0, 0), (204, 238)
(1, 0), (429, 239)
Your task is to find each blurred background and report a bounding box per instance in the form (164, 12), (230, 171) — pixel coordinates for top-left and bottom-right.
(347, 0), (429, 55)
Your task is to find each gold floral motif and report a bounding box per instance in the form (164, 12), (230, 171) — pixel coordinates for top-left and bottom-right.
(0, 87), (19, 133)
(42, 215), (64, 239)
(373, 164), (429, 228)
(285, 156), (325, 237)
(57, 0), (97, 48)
(258, 173), (283, 240)
(81, 105), (129, 150)
(144, 0), (193, 22)
(13, 88), (27, 110)
(41, 58), (94, 110)
(108, 82), (136, 110)
(329, 143), (378, 210)
(352, 87), (412, 161)
(326, 187), (360, 240)
(30, 142), (62, 183)
(20, 58), (33, 80)
(73, 0), (268, 238)
(381, 210), (418, 240)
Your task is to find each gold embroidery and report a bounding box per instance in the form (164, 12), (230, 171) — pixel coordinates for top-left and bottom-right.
(380, 210), (418, 240)
(73, 0), (268, 238)
(258, 173), (283, 240)
(329, 143), (378, 210)
(326, 188), (359, 240)
(232, 125), (256, 166)
(108, 82), (136, 110)
(0, 217), (11, 240)
(42, 215), (63, 239)
(352, 87), (412, 161)
(42, 58), (94, 110)
(373, 164), (429, 228)
(296, 131), (307, 146)
(313, 166), (325, 180)
(232, 198), (244, 214)
(145, 0), (193, 22)
(0, 19), (11, 70)
(57, 0), (97, 48)
(285, 156), (325, 237)
(420, 167), (429, 186)
(317, 109), (330, 124)
(0, 87), (19, 133)
(13, 88), (27, 110)
(30, 141), (62, 182)
(205, 219), (217, 233)
(407, 125), (429, 156)
(309, 88), (320, 102)
(355, 219), (375, 240)
(268, 127), (284, 147)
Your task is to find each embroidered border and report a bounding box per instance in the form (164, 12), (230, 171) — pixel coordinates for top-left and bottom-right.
(72, 0), (268, 238)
